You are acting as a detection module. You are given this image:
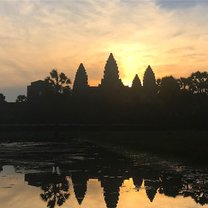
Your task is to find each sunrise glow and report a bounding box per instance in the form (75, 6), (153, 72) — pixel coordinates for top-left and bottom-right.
(0, 0), (208, 100)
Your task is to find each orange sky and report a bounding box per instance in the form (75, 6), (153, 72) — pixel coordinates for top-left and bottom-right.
(0, 0), (208, 101)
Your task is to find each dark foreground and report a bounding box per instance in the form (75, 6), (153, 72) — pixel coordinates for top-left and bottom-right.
(84, 130), (208, 164)
(0, 126), (207, 163)
(0, 139), (208, 208)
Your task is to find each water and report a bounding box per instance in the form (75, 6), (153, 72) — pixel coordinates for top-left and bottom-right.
(0, 140), (208, 208)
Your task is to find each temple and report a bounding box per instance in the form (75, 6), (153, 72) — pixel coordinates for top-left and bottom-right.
(27, 53), (157, 101)
(100, 53), (124, 89)
(73, 63), (89, 95)
(23, 149), (208, 208)
(71, 171), (88, 205)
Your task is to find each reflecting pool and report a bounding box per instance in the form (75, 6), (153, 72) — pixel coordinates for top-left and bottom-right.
(0, 140), (207, 208)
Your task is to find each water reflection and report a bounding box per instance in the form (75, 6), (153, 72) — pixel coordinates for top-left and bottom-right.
(40, 175), (69, 208)
(0, 141), (208, 208)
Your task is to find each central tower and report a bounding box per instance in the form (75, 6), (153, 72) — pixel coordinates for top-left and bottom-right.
(100, 53), (123, 89)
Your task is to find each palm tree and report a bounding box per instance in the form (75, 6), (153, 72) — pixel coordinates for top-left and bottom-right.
(45, 69), (71, 95)
(40, 175), (70, 208)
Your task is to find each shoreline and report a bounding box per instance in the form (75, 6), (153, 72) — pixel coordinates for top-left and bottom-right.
(0, 128), (207, 164)
(83, 130), (208, 165)
(0, 123), (206, 131)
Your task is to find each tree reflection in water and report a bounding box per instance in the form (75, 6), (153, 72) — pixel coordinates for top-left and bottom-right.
(4, 141), (208, 208)
(40, 172), (70, 208)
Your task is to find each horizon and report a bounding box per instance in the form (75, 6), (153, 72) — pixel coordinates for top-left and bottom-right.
(1, 52), (207, 102)
(1, 0), (208, 101)
(2, 53), (206, 102)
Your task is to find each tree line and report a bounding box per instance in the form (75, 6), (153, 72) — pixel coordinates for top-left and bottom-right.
(0, 69), (207, 103)
(0, 53), (207, 127)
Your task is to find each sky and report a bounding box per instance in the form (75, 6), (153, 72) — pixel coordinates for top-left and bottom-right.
(0, 0), (208, 101)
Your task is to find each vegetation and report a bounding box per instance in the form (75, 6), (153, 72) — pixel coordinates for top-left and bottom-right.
(45, 69), (71, 95)
(178, 71), (208, 94)
(16, 95), (27, 103)
(0, 54), (207, 130)
(159, 76), (180, 100)
(0, 93), (6, 103)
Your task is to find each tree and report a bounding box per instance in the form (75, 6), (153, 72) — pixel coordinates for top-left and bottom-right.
(0, 93), (6, 103)
(143, 65), (157, 96)
(16, 95), (27, 103)
(40, 175), (70, 208)
(178, 77), (191, 91)
(73, 63), (88, 94)
(189, 71), (208, 94)
(159, 76), (180, 99)
(45, 69), (71, 95)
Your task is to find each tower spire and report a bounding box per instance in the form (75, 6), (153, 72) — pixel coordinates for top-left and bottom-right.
(143, 65), (157, 96)
(100, 53), (123, 89)
(73, 63), (88, 94)
(131, 74), (142, 89)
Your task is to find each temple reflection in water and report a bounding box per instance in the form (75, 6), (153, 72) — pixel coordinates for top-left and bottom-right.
(0, 141), (208, 208)
(21, 144), (208, 208)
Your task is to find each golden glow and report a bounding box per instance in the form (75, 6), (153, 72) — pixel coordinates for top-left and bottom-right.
(118, 178), (204, 208)
(1, 172), (207, 208)
(109, 45), (148, 86)
(1, 0), (208, 100)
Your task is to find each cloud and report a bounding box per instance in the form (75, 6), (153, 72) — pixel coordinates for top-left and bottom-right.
(0, 0), (208, 100)
(156, 0), (208, 9)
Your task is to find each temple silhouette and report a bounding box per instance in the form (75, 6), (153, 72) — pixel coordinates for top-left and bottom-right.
(22, 141), (208, 208)
(0, 52), (206, 129)
(27, 53), (154, 102)
(21, 167), (208, 208)
(1, 139), (208, 208)
(71, 171), (88, 205)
